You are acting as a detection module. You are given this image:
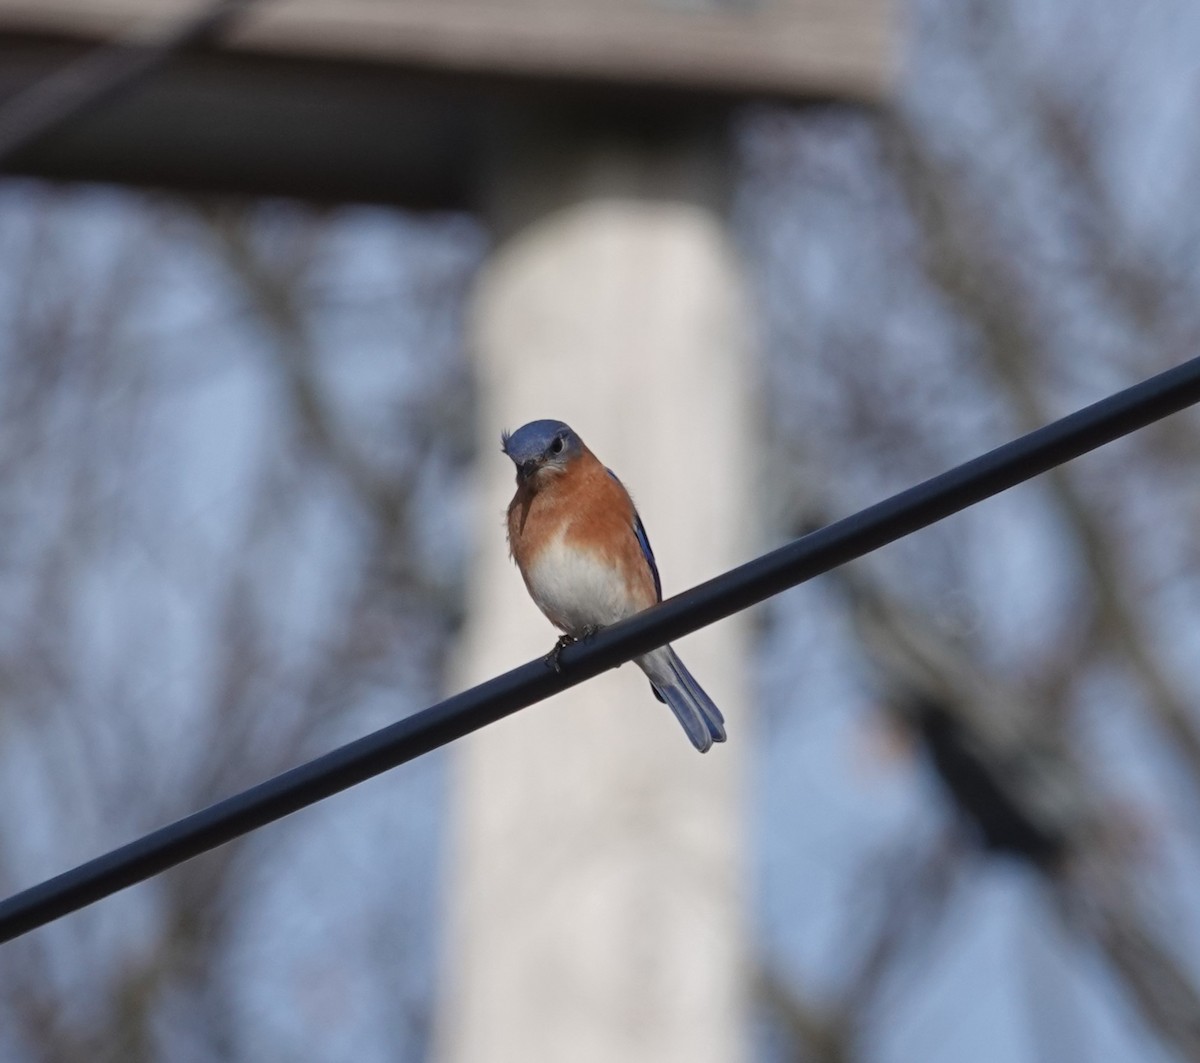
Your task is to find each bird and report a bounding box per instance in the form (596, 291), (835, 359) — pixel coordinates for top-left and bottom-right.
(501, 418), (726, 752)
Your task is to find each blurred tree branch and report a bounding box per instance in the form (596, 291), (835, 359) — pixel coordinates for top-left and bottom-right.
(195, 198), (467, 619)
(879, 107), (1200, 811)
(741, 7), (1200, 1063)
(0, 192), (463, 1062)
(757, 834), (964, 1063)
(841, 564), (1200, 1060)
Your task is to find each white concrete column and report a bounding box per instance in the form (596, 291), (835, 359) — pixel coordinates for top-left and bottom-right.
(439, 136), (753, 1063)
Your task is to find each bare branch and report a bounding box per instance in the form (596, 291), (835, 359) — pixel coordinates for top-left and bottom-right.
(879, 108), (1200, 802)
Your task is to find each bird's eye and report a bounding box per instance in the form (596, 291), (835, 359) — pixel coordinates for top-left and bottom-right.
(550, 436), (565, 455)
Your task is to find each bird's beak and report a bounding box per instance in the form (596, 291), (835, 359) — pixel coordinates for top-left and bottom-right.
(516, 458), (539, 483)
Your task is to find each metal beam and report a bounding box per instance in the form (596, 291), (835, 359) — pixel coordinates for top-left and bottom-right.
(0, 0), (889, 207)
(0, 0), (891, 101)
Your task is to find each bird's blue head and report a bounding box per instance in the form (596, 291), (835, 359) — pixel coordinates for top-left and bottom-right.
(501, 419), (584, 484)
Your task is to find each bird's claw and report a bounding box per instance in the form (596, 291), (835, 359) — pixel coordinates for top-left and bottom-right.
(545, 628), (599, 673)
(546, 634), (576, 673)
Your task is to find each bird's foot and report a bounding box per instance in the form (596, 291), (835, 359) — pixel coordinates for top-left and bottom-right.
(546, 634), (576, 673)
(544, 628), (599, 673)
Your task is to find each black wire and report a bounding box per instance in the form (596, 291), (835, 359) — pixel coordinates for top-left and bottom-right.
(0, 0), (261, 167)
(2, 354), (1200, 944)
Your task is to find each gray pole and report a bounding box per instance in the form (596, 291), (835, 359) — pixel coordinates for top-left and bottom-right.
(438, 125), (754, 1063)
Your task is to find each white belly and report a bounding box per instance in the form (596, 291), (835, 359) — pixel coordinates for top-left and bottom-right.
(526, 533), (637, 637)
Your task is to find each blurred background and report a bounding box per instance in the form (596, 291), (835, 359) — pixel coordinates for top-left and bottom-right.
(2, 1), (1200, 1062)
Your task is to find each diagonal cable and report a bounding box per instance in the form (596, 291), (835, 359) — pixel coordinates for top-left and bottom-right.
(0, 0), (264, 168)
(1, 353), (1200, 944)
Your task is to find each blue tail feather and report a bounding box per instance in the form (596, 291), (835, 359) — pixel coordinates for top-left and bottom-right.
(648, 647), (726, 753)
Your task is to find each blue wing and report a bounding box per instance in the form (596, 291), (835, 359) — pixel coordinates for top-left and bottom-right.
(607, 468), (662, 602)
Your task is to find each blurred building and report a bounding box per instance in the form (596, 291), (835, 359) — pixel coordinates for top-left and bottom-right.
(0, 2), (890, 1061)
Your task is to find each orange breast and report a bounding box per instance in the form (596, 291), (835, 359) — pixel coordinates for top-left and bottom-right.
(507, 449), (658, 629)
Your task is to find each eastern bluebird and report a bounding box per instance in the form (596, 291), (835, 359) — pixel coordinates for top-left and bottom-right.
(502, 419), (726, 752)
